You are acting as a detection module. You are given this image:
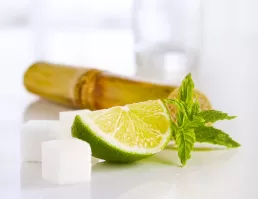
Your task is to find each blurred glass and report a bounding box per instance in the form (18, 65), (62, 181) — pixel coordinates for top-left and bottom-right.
(133, 0), (201, 82)
(28, 0), (135, 76)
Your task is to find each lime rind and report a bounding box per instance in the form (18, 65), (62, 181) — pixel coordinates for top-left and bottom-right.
(72, 100), (172, 163)
(72, 115), (151, 162)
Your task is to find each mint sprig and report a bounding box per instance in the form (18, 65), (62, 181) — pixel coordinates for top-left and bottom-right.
(197, 110), (236, 123)
(175, 128), (195, 166)
(195, 126), (241, 148)
(166, 74), (240, 166)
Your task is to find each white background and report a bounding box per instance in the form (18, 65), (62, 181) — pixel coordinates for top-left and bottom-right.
(0, 0), (258, 199)
(0, 0), (132, 28)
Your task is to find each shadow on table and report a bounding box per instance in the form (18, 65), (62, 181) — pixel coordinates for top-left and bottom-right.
(91, 161), (178, 199)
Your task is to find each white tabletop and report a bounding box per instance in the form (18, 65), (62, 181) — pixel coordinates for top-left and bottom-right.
(1, 9), (258, 198)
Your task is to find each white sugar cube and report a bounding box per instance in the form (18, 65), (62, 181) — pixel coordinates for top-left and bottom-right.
(58, 110), (91, 139)
(21, 120), (61, 163)
(42, 138), (92, 185)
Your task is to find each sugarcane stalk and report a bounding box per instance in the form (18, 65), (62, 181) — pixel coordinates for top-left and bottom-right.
(24, 62), (177, 110)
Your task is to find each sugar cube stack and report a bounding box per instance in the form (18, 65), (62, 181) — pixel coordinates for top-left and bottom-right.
(21, 110), (95, 185)
(21, 120), (61, 162)
(58, 110), (91, 139)
(42, 138), (92, 185)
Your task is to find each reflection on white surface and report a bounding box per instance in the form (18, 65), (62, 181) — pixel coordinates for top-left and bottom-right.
(23, 99), (73, 123)
(21, 163), (49, 190)
(20, 147), (241, 199)
(21, 163), (91, 199)
(117, 181), (177, 199)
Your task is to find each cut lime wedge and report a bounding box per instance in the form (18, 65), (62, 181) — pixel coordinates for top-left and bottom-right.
(72, 100), (172, 163)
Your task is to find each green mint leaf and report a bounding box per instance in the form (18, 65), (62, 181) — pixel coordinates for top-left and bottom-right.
(178, 73), (195, 107)
(190, 101), (200, 120)
(188, 116), (205, 128)
(198, 110), (236, 123)
(166, 73), (240, 166)
(166, 99), (188, 127)
(166, 99), (187, 112)
(175, 128), (195, 165)
(176, 112), (185, 127)
(195, 126), (241, 148)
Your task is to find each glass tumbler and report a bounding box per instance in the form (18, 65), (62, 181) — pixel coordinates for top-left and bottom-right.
(133, 0), (201, 83)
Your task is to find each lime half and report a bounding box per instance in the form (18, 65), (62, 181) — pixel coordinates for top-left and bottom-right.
(72, 100), (172, 163)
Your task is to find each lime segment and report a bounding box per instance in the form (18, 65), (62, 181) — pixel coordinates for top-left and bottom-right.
(72, 99), (172, 162)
